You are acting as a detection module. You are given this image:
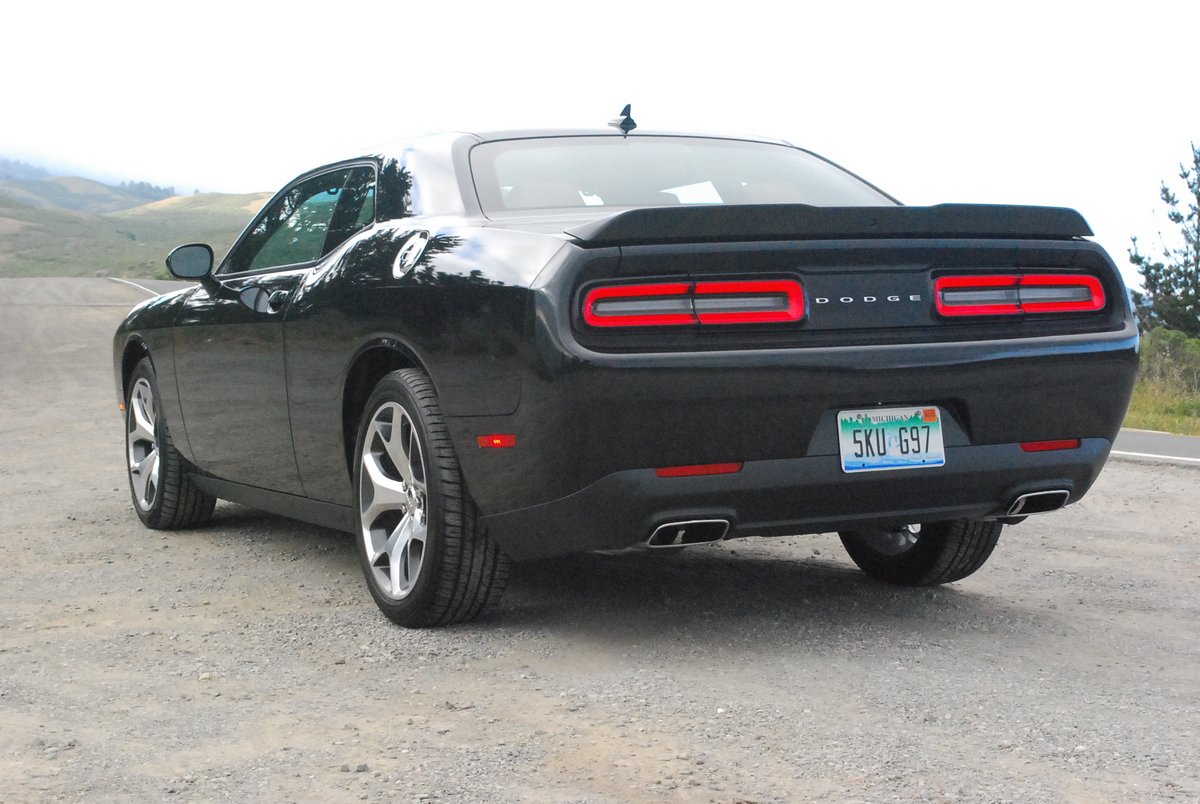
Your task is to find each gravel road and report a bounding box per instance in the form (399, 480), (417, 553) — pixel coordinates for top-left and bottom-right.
(1, 278), (1197, 803)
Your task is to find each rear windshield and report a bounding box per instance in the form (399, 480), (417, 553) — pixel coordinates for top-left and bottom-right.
(470, 135), (895, 214)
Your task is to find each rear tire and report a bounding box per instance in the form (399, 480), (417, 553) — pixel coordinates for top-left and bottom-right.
(838, 518), (1002, 586)
(125, 358), (216, 529)
(353, 369), (509, 627)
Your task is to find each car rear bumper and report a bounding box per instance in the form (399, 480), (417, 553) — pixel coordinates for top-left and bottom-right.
(480, 437), (1111, 560)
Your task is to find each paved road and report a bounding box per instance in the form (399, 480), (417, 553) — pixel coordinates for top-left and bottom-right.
(1113, 428), (1200, 464)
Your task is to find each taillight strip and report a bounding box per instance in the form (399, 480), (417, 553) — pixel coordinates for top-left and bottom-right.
(693, 279), (806, 324)
(935, 275), (1021, 316)
(583, 282), (694, 328)
(1017, 274), (1105, 313)
(583, 279), (806, 328)
(935, 273), (1106, 317)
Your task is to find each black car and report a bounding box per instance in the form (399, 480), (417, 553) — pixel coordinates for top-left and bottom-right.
(114, 120), (1138, 627)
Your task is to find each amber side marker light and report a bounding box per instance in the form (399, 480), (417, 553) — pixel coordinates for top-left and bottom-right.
(655, 462), (744, 478)
(477, 434), (517, 449)
(118, 403), (126, 412)
(1020, 439), (1082, 453)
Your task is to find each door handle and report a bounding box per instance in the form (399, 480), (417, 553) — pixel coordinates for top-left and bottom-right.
(266, 290), (291, 314)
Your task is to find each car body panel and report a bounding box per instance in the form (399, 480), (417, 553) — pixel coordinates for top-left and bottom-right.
(113, 129), (1138, 562)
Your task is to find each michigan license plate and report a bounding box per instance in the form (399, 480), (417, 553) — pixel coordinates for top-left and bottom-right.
(838, 406), (946, 473)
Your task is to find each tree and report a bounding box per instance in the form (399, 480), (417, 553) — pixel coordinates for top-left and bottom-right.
(1129, 143), (1200, 337)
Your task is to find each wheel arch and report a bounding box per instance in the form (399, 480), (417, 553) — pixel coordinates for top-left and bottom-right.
(120, 336), (152, 399)
(341, 338), (433, 476)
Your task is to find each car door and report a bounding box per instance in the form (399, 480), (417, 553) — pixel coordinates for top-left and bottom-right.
(172, 165), (375, 494)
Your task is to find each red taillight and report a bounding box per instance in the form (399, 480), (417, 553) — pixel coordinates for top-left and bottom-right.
(935, 274), (1021, 316)
(935, 273), (1106, 317)
(582, 282), (694, 327)
(1020, 439), (1081, 453)
(693, 279), (806, 324)
(582, 279), (805, 328)
(655, 462), (744, 478)
(476, 434), (517, 448)
(1016, 274), (1106, 313)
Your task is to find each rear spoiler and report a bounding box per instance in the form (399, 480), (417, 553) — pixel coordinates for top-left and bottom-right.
(564, 203), (1093, 247)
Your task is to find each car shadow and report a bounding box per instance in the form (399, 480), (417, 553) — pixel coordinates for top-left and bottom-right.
(193, 505), (1055, 644)
(498, 543), (1055, 646)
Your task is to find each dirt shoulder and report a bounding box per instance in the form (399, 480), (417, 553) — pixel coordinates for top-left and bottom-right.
(1, 278), (1197, 802)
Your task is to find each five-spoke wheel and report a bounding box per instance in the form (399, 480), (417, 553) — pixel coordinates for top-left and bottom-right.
(127, 376), (161, 513)
(359, 402), (429, 600)
(123, 358), (215, 529)
(352, 369), (509, 627)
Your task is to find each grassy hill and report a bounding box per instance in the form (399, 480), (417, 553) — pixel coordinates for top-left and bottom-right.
(0, 189), (269, 279)
(0, 175), (169, 215)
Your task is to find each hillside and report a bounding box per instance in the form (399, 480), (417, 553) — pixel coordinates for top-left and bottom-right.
(0, 189), (269, 279)
(0, 175), (171, 215)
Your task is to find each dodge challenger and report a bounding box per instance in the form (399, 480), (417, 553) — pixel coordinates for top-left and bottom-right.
(113, 117), (1139, 627)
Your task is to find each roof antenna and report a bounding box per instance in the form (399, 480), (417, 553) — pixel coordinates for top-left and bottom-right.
(608, 104), (636, 136)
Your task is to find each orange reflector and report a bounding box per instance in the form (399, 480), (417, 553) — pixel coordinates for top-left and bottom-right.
(118, 403), (126, 412)
(655, 462), (743, 478)
(1020, 439), (1081, 453)
(476, 434), (517, 449)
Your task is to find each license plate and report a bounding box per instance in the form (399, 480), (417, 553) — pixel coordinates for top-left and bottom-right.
(838, 406), (946, 473)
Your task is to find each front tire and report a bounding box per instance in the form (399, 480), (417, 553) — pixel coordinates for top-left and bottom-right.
(838, 519), (1002, 586)
(125, 358), (216, 529)
(353, 369), (509, 627)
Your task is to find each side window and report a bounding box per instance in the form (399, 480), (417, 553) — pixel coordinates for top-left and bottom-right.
(224, 166), (378, 274)
(325, 166), (376, 253)
(223, 169), (349, 274)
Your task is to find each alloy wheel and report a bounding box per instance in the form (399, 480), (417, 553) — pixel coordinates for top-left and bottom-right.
(127, 377), (161, 512)
(359, 402), (428, 599)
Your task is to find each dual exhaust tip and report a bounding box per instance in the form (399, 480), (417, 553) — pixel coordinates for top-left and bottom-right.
(646, 490), (1069, 548)
(647, 519), (730, 548)
(1005, 489), (1070, 517)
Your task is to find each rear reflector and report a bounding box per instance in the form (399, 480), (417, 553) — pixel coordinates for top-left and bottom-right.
(476, 434), (517, 448)
(1020, 439), (1081, 453)
(655, 462), (744, 478)
(583, 279), (805, 328)
(936, 273), (1105, 317)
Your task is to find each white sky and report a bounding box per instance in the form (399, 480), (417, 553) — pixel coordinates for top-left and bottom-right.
(5, 0), (1199, 286)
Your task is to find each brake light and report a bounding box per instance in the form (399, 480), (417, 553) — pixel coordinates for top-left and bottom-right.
(693, 279), (806, 324)
(582, 279), (806, 328)
(582, 282), (694, 328)
(935, 273), (1105, 317)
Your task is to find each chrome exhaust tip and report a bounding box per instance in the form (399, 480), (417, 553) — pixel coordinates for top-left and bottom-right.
(1006, 489), (1070, 517)
(647, 519), (730, 548)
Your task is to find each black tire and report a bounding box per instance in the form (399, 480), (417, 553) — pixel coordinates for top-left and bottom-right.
(125, 358), (216, 529)
(352, 369), (509, 627)
(838, 518), (1002, 586)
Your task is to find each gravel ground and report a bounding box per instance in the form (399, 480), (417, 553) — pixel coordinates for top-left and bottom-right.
(1, 278), (1197, 803)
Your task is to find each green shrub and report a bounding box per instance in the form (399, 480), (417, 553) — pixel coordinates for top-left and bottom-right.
(1138, 328), (1200, 393)
(1125, 328), (1200, 435)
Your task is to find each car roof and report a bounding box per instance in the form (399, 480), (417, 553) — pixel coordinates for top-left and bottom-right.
(359, 129), (794, 163)
(463, 129), (793, 147)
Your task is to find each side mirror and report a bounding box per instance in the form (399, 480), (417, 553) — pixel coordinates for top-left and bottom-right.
(165, 243), (214, 279)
